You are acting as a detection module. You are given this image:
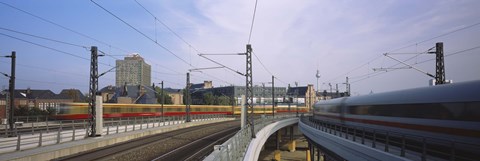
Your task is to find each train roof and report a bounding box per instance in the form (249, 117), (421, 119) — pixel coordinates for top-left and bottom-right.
(318, 80), (480, 106)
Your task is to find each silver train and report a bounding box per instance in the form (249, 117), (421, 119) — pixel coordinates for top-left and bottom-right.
(313, 80), (480, 144)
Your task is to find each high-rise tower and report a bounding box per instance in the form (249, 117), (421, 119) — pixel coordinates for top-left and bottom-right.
(115, 54), (151, 87)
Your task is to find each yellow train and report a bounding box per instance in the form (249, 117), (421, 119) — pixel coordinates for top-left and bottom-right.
(54, 103), (309, 119)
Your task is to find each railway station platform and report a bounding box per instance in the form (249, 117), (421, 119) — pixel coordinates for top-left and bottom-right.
(0, 116), (233, 161)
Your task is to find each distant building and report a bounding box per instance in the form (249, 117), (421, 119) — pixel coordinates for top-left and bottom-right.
(190, 81), (213, 90)
(0, 88), (81, 119)
(115, 54), (151, 87)
(99, 85), (156, 104)
(59, 89), (86, 102)
(316, 90), (348, 100)
(190, 82), (287, 105)
(286, 84), (316, 109)
(164, 88), (183, 105)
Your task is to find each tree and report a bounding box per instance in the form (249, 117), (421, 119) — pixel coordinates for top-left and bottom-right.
(154, 87), (173, 104)
(14, 106), (29, 116)
(216, 95), (231, 105)
(203, 92), (215, 105)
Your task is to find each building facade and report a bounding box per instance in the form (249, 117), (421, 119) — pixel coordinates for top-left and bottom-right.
(286, 84), (316, 110)
(115, 54), (151, 87)
(190, 85), (287, 105)
(0, 88), (83, 119)
(99, 85), (156, 104)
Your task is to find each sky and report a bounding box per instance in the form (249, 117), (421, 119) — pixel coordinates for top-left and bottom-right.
(0, 0), (479, 95)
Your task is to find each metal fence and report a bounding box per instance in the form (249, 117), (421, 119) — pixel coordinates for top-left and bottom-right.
(301, 116), (480, 161)
(0, 114), (227, 154)
(208, 114), (300, 161)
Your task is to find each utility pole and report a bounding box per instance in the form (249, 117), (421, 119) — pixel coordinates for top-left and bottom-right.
(6, 52), (15, 136)
(316, 70), (320, 93)
(262, 83), (265, 115)
(161, 81), (164, 123)
(186, 72), (191, 122)
(287, 84), (291, 113)
(246, 44), (255, 138)
(295, 82), (298, 117)
(335, 84), (339, 98)
(435, 42), (445, 84)
(346, 77), (350, 96)
(88, 46), (98, 137)
(153, 82), (165, 122)
(271, 75), (275, 117)
(328, 83), (332, 96)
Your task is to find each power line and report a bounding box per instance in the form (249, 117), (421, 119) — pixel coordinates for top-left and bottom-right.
(252, 51), (273, 76)
(251, 51), (287, 85)
(1, 1), (237, 87)
(248, 0), (259, 44)
(91, 0), (192, 66)
(0, 32), (120, 69)
(0, 32), (90, 61)
(133, 0), (239, 86)
(198, 54), (244, 76)
(133, 0), (202, 54)
(0, 1), (131, 55)
(350, 49), (433, 81)
(388, 21), (480, 53)
(326, 55), (383, 82)
(350, 45), (480, 84)
(326, 21), (480, 83)
(0, 27), (88, 49)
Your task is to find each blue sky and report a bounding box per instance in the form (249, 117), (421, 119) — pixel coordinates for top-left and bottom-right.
(0, 0), (479, 95)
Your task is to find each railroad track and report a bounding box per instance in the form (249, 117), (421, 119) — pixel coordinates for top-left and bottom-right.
(152, 126), (239, 161)
(53, 120), (240, 161)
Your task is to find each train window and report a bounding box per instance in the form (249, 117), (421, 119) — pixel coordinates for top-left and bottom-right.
(143, 108), (150, 112)
(58, 105), (69, 114)
(111, 108), (120, 113)
(347, 102), (480, 122)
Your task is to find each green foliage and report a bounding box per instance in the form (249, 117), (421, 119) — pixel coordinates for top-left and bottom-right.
(155, 87), (173, 104)
(202, 93), (232, 105)
(203, 93), (215, 105)
(216, 95), (232, 105)
(14, 106), (54, 116)
(14, 106), (30, 116)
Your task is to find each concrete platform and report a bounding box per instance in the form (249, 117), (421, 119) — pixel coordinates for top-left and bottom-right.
(0, 118), (233, 161)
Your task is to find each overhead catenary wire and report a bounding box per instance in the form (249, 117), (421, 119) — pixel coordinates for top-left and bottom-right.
(387, 21), (480, 53)
(0, 32), (90, 62)
(326, 55), (383, 82)
(0, 1), (131, 55)
(91, 0), (192, 66)
(350, 45), (480, 84)
(326, 21), (480, 83)
(133, 0), (202, 54)
(0, 27), (88, 49)
(1, 2), (218, 89)
(93, 0), (237, 86)
(248, 0), (259, 44)
(133, 0), (241, 86)
(251, 51), (287, 85)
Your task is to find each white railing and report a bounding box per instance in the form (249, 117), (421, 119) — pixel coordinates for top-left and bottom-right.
(0, 114), (227, 154)
(206, 114), (300, 161)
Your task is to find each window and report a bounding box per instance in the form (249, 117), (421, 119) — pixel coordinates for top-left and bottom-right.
(347, 102), (480, 122)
